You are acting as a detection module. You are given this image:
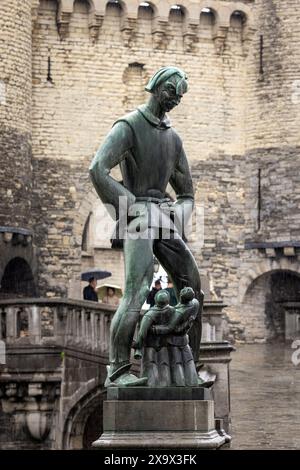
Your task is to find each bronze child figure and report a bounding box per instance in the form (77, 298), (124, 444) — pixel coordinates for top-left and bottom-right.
(133, 287), (201, 387)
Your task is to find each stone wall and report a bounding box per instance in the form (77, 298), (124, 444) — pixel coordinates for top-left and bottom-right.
(29, 0), (254, 297)
(29, 0), (300, 337)
(0, 0), (32, 229)
(31, 0), (251, 165)
(1, 0), (300, 340)
(245, 148), (300, 243)
(31, 157), (86, 296)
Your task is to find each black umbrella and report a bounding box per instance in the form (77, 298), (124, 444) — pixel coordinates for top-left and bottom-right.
(81, 269), (112, 282)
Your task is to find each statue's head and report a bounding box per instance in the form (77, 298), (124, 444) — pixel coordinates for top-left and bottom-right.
(145, 66), (188, 113)
(180, 287), (195, 303)
(154, 289), (170, 307)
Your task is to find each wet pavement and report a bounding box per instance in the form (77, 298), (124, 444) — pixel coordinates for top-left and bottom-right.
(229, 343), (300, 449)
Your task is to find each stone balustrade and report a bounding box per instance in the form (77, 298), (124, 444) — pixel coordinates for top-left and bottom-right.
(202, 300), (226, 342)
(0, 298), (114, 354)
(0, 296), (233, 438)
(0, 297), (227, 348)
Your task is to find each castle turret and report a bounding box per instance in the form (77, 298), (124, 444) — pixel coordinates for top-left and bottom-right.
(245, 0), (300, 247)
(0, 0), (37, 297)
(238, 0), (300, 341)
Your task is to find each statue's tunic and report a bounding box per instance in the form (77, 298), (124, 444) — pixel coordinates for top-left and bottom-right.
(89, 104), (194, 221)
(116, 105), (194, 201)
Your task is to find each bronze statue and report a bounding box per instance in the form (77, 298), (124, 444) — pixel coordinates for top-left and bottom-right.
(90, 66), (203, 387)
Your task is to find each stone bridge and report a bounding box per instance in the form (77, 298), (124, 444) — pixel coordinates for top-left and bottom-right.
(0, 298), (233, 449)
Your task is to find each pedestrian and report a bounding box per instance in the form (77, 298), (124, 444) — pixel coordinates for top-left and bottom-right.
(147, 279), (162, 307)
(83, 277), (98, 302)
(102, 287), (120, 306)
(165, 279), (177, 306)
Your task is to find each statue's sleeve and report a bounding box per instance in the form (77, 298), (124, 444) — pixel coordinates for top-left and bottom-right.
(89, 121), (135, 219)
(170, 144), (194, 201)
(169, 144), (194, 234)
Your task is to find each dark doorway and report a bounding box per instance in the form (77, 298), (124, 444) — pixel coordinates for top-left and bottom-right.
(265, 271), (300, 340)
(0, 257), (36, 298)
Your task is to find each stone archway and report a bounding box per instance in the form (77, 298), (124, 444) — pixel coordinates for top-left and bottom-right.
(0, 257), (37, 298)
(62, 387), (106, 449)
(241, 269), (300, 342)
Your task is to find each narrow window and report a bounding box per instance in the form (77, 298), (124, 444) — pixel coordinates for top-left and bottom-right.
(258, 168), (262, 230)
(259, 35), (264, 75)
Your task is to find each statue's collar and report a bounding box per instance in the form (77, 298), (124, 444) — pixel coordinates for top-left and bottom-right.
(137, 104), (171, 129)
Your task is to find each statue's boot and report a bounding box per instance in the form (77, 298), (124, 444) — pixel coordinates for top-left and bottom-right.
(104, 364), (148, 387)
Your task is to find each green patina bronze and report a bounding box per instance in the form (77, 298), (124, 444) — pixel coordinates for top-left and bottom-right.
(89, 66), (203, 387)
(132, 288), (204, 387)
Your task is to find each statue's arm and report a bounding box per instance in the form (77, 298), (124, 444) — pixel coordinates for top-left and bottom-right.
(135, 312), (156, 347)
(173, 300), (199, 333)
(169, 145), (194, 231)
(173, 318), (192, 334)
(89, 121), (135, 220)
(153, 310), (182, 335)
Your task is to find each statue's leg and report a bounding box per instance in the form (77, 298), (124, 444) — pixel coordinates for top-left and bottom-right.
(141, 347), (159, 387)
(154, 237), (203, 361)
(109, 236), (154, 380)
(182, 345), (199, 386)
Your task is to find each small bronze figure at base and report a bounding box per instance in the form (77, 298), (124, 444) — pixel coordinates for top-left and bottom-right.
(133, 288), (204, 387)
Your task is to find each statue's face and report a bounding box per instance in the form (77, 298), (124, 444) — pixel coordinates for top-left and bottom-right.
(155, 75), (187, 113)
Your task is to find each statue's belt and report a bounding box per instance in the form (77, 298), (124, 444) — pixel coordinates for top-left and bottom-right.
(134, 196), (172, 206)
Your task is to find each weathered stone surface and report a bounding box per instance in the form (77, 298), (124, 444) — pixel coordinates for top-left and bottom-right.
(104, 400), (214, 432)
(107, 386), (212, 401)
(94, 398), (226, 449)
(1, 0), (299, 342)
(94, 430), (225, 449)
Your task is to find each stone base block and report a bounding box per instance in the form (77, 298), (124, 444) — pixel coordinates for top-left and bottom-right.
(93, 430), (226, 449)
(93, 397), (226, 449)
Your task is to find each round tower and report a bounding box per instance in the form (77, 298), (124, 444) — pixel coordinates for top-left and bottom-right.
(0, 0), (37, 297)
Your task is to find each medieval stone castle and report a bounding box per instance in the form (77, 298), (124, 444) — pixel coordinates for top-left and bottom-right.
(1, 0), (300, 343)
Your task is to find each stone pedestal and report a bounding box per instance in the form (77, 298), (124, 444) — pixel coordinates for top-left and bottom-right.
(92, 387), (227, 449)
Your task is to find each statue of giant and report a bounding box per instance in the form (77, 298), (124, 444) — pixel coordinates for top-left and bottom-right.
(90, 67), (203, 387)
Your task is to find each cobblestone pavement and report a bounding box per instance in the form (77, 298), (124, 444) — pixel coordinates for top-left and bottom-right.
(229, 343), (300, 449)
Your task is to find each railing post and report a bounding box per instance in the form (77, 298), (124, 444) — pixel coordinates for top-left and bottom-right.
(90, 312), (95, 348)
(81, 308), (86, 342)
(104, 314), (111, 353)
(99, 313), (105, 352)
(6, 306), (17, 343)
(54, 305), (66, 346)
(0, 308), (6, 340)
(95, 313), (100, 349)
(30, 305), (41, 344)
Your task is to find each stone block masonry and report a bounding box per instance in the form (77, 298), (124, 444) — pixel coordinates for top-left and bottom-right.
(1, 0), (300, 341)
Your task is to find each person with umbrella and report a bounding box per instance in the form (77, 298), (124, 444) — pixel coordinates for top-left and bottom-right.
(81, 269), (112, 302)
(102, 286), (120, 306)
(83, 277), (98, 302)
